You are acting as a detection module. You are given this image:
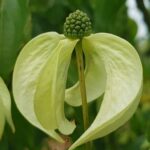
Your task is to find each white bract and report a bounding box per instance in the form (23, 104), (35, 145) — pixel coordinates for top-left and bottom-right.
(13, 31), (143, 149)
(0, 77), (15, 139)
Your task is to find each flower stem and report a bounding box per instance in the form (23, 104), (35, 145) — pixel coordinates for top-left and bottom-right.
(75, 40), (91, 150)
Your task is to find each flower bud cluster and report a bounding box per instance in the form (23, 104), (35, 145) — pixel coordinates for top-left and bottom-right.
(64, 10), (92, 39)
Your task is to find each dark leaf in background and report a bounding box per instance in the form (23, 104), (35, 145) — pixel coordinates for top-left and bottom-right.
(30, 0), (69, 35)
(93, 0), (127, 36)
(127, 18), (138, 42)
(0, 0), (30, 83)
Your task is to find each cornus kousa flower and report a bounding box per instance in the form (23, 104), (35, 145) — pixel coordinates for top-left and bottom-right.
(13, 10), (143, 149)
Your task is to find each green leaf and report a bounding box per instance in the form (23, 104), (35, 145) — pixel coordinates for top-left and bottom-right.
(69, 33), (143, 150)
(93, 0), (127, 36)
(0, 0), (30, 82)
(0, 77), (15, 139)
(13, 32), (77, 142)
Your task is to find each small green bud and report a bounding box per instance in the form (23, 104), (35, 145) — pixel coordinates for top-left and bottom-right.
(64, 10), (92, 39)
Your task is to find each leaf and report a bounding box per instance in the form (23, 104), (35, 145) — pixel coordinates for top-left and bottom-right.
(93, 0), (127, 36)
(0, 0), (30, 82)
(0, 77), (15, 139)
(69, 33), (143, 150)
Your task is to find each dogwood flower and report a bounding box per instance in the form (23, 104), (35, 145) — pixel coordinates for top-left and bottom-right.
(13, 10), (143, 149)
(0, 77), (15, 139)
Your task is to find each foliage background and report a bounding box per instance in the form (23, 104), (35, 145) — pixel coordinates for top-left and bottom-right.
(0, 0), (150, 149)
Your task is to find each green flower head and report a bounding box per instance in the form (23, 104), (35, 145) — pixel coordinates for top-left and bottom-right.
(64, 10), (92, 38)
(13, 10), (143, 149)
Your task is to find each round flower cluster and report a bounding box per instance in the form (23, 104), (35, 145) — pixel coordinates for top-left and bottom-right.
(64, 10), (92, 39)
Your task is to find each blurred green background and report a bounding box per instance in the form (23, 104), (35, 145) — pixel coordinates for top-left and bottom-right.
(0, 0), (150, 149)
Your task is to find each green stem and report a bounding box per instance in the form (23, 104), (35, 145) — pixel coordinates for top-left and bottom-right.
(75, 40), (91, 150)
